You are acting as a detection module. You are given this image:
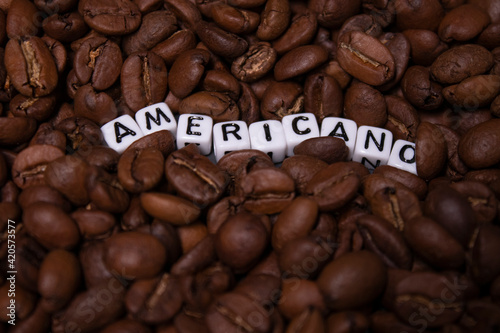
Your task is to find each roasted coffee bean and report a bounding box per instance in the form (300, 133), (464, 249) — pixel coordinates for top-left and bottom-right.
(256, 0), (290, 40)
(274, 45), (328, 81)
(287, 307), (325, 333)
(179, 91), (240, 122)
(42, 12), (88, 43)
(401, 66), (443, 110)
(443, 74), (500, 108)
(0, 283), (36, 322)
(125, 274), (183, 324)
(121, 51), (168, 112)
(100, 319), (152, 333)
(394, 0), (444, 31)
(326, 311), (369, 333)
(151, 29), (197, 66)
(74, 37), (122, 91)
(231, 42), (277, 83)
(337, 31), (395, 86)
(459, 119), (500, 169)
(438, 4), (490, 42)
(171, 235), (216, 276)
(51, 278), (126, 333)
(470, 224), (500, 284)
(403, 29), (448, 67)
(5, 36), (58, 97)
(71, 209), (116, 240)
(384, 95), (420, 142)
(45, 155), (90, 206)
(23, 202), (80, 250)
(404, 216), (465, 269)
(80, 0), (142, 35)
(344, 80), (387, 127)
(29, 123), (66, 151)
(308, 0), (361, 29)
(10, 93), (57, 122)
(294, 137), (349, 164)
(201, 69), (241, 101)
(431, 44), (493, 85)
(140, 192), (200, 225)
(196, 21), (248, 58)
(164, 0), (201, 30)
(211, 3), (260, 34)
(74, 85), (118, 126)
(238, 167), (295, 214)
(0, 152), (6, 187)
(416, 122), (447, 180)
(35, 0), (78, 13)
(12, 144), (65, 189)
(356, 214), (412, 269)
(305, 162), (360, 212)
(78, 241), (114, 288)
(304, 73), (343, 122)
(38, 250), (81, 313)
(18, 185), (71, 213)
(122, 10), (178, 55)
(279, 279), (325, 320)
(272, 10), (317, 55)
(215, 211), (269, 273)
(6, 0), (42, 38)
(377, 32), (410, 91)
(317, 250), (387, 310)
(450, 181), (498, 224)
(117, 147), (164, 193)
(169, 48), (210, 99)
(125, 130), (176, 157)
(238, 82), (260, 124)
(373, 165), (427, 200)
(0, 117), (37, 146)
(86, 166), (130, 214)
(338, 14), (382, 40)
(260, 81), (303, 120)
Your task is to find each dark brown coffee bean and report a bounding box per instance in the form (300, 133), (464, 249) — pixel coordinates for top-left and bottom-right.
(377, 32), (410, 91)
(9, 93), (56, 122)
(383, 95), (420, 142)
(431, 44), (493, 85)
(165, 145), (227, 207)
(0, 117), (37, 146)
(272, 10), (317, 55)
(71, 209), (116, 240)
(435, 124), (468, 180)
(318, 250), (387, 310)
(171, 235), (216, 276)
(211, 2), (260, 34)
(238, 167), (295, 214)
(12, 144), (64, 189)
(393, 272), (465, 327)
(0, 152), (6, 188)
(287, 307), (325, 333)
(373, 165), (427, 200)
(305, 162), (361, 212)
(86, 166), (130, 214)
(294, 137), (349, 164)
(34, 0), (78, 13)
(401, 66), (443, 110)
(304, 73), (343, 122)
(451, 180), (498, 224)
(403, 29), (448, 67)
(51, 278), (126, 333)
(151, 29), (197, 66)
(370, 311), (421, 333)
(5, 36), (58, 97)
(23, 202), (80, 250)
(338, 14), (382, 40)
(6, 0), (42, 38)
(164, 0), (201, 30)
(227, 0), (266, 8)
(125, 274), (183, 324)
(470, 224), (500, 284)
(344, 80), (387, 127)
(38, 250), (81, 313)
(274, 45), (328, 81)
(260, 81), (303, 120)
(438, 4), (490, 42)
(337, 31), (395, 86)
(394, 0), (444, 31)
(201, 69), (241, 101)
(74, 37), (122, 91)
(196, 21), (248, 58)
(168, 48), (210, 98)
(80, 0), (142, 35)
(231, 42), (277, 83)
(140, 192), (200, 225)
(308, 0), (361, 29)
(123, 10), (178, 55)
(415, 122), (447, 180)
(28, 123), (66, 152)
(442, 74), (500, 108)
(256, 0), (290, 40)
(121, 51), (168, 112)
(279, 279), (325, 320)
(42, 12), (88, 43)
(178, 91), (240, 122)
(459, 119), (500, 169)
(125, 130), (176, 157)
(215, 211), (269, 273)
(234, 273), (280, 308)
(105, 231), (166, 280)
(74, 85), (118, 126)
(238, 82), (260, 124)
(357, 214), (412, 270)
(78, 241), (114, 288)
(326, 311), (369, 333)
(117, 147), (164, 193)
(0, 284), (36, 322)
(18, 184), (71, 213)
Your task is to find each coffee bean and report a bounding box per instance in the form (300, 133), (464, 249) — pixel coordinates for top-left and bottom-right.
(178, 91), (240, 122)
(42, 12), (88, 43)
(80, 0), (142, 35)
(71, 209), (116, 240)
(151, 29), (197, 66)
(256, 0), (290, 40)
(6, 0), (42, 38)
(0, 117), (37, 146)
(260, 81), (304, 120)
(196, 21), (248, 58)
(308, 0), (361, 29)
(344, 80), (387, 127)
(274, 45), (328, 81)
(326, 311), (369, 333)
(74, 85), (118, 126)
(10, 93), (57, 122)
(438, 4), (490, 42)
(211, 2), (260, 35)
(403, 29), (449, 67)
(415, 122), (447, 180)
(5, 36), (58, 97)
(231, 42), (277, 83)
(294, 137), (349, 164)
(272, 10), (317, 55)
(100, 319), (152, 333)
(459, 119), (500, 169)
(117, 147), (164, 193)
(201, 69), (241, 101)
(394, 0), (444, 31)
(401, 66), (443, 110)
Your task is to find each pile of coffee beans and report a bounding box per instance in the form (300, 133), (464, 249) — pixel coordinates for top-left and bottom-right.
(1, 0), (500, 332)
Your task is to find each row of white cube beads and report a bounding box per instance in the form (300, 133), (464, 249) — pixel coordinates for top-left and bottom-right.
(101, 103), (417, 175)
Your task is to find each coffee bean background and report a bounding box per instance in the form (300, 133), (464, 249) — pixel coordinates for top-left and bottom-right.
(1, 0), (500, 332)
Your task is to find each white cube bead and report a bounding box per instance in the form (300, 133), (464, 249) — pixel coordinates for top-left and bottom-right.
(388, 140), (417, 175)
(101, 115), (144, 154)
(282, 113), (320, 156)
(135, 102), (177, 137)
(249, 120), (287, 163)
(213, 121), (250, 162)
(320, 117), (358, 160)
(176, 114), (213, 155)
(353, 126), (393, 172)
